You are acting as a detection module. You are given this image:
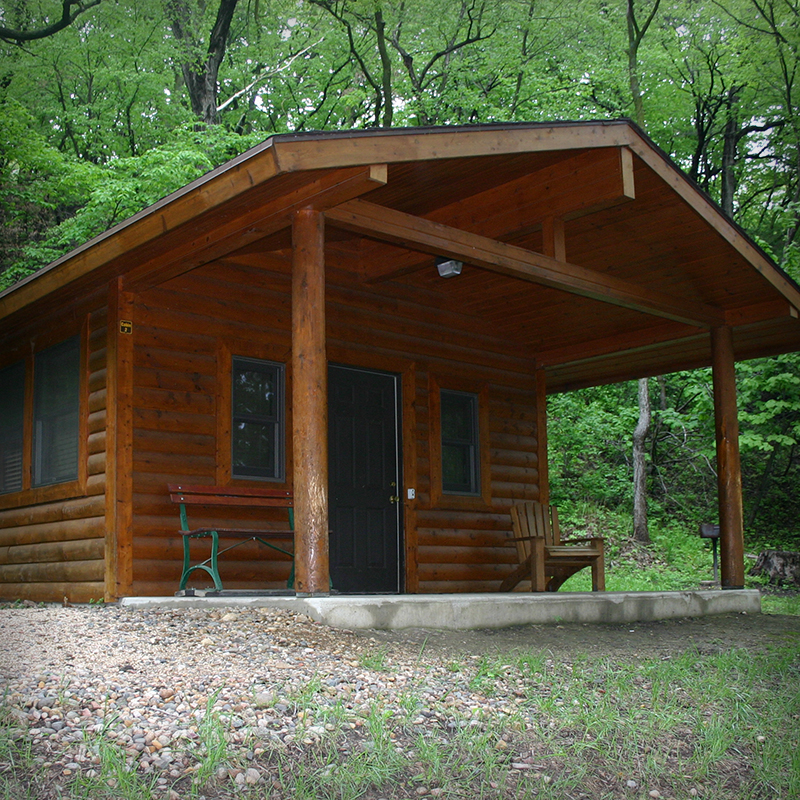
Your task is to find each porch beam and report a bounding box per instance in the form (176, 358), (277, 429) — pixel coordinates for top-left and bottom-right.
(711, 325), (745, 589)
(291, 208), (330, 596)
(326, 199), (725, 328)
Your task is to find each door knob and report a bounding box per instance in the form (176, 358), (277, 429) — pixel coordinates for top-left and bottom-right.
(389, 495), (400, 503)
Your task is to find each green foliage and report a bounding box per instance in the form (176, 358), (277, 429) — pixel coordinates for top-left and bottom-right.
(1, 125), (265, 289)
(0, 101), (99, 283)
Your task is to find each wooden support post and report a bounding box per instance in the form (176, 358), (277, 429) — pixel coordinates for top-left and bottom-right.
(711, 326), (745, 589)
(291, 208), (330, 595)
(535, 367), (549, 505)
(106, 278), (134, 600)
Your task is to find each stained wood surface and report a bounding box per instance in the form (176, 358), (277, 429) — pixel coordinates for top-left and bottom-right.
(291, 209), (330, 595)
(0, 292), (109, 603)
(711, 326), (745, 589)
(107, 241), (545, 595)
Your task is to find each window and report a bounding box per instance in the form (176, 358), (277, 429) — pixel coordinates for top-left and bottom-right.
(440, 389), (480, 495)
(0, 361), (25, 494)
(0, 331), (85, 504)
(429, 376), (491, 509)
(33, 336), (81, 487)
(231, 357), (285, 481)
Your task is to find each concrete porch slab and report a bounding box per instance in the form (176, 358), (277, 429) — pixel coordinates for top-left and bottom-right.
(119, 589), (761, 630)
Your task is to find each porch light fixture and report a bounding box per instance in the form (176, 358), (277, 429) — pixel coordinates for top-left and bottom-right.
(436, 257), (463, 278)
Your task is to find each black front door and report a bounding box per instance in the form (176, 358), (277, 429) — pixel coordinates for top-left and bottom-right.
(328, 365), (402, 593)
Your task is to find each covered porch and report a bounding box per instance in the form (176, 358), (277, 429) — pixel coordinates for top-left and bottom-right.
(269, 123), (800, 598)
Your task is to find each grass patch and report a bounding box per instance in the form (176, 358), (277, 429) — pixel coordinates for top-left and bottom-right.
(2, 638), (798, 799)
(255, 642), (799, 799)
(761, 592), (800, 616)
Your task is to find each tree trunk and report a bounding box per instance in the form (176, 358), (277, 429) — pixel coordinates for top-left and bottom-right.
(375, 10), (394, 128)
(633, 377), (651, 543)
(749, 550), (800, 586)
(165, 0), (240, 125)
(626, 0), (661, 128)
(721, 88), (741, 218)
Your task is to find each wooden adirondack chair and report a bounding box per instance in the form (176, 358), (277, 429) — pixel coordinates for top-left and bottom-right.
(499, 501), (605, 592)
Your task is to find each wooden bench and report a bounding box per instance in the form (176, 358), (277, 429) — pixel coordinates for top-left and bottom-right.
(168, 484), (294, 593)
(499, 501), (605, 592)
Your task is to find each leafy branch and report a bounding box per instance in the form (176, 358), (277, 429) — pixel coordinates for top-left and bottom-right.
(0, 0), (101, 44)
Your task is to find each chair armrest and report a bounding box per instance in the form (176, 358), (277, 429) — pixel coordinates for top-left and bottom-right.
(561, 536), (604, 545)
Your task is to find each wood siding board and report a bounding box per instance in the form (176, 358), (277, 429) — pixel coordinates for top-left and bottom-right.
(0, 582), (106, 603)
(0, 516), (105, 547)
(0, 537), (105, 565)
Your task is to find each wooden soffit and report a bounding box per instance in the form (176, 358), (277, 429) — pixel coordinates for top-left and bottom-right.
(325, 198), (725, 328)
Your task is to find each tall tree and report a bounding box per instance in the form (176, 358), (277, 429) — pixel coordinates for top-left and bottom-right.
(626, 0), (662, 544)
(164, 0), (241, 125)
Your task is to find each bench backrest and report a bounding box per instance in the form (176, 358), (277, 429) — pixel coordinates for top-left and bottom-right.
(168, 484), (293, 507)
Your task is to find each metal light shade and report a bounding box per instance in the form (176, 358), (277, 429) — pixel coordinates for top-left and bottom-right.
(436, 257), (463, 278)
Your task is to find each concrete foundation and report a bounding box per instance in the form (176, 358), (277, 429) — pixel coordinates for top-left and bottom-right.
(119, 589), (761, 630)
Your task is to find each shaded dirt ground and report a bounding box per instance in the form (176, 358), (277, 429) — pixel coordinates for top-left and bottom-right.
(359, 610), (800, 660)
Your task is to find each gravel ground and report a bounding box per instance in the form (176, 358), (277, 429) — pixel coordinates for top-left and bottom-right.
(1, 603), (798, 798)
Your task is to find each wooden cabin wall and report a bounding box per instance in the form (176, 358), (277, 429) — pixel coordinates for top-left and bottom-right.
(129, 253), (541, 596)
(129, 260), (295, 595)
(0, 290), (109, 603)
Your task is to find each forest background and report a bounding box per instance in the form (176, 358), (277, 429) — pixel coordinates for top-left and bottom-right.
(1, 0), (799, 555)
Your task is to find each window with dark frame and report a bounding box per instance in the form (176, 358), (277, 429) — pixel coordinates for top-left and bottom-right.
(440, 388), (480, 495)
(0, 361), (25, 494)
(33, 336), (81, 487)
(231, 357), (285, 481)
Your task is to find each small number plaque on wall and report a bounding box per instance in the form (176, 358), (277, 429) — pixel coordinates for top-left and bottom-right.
(120, 320), (133, 334)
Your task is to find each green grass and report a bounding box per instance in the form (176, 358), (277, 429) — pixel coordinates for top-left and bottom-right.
(556, 505), (800, 610)
(260, 643), (799, 799)
(761, 592), (800, 616)
(2, 639), (798, 800)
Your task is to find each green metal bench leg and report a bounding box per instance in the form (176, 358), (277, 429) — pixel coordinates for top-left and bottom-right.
(178, 531), (224, 592)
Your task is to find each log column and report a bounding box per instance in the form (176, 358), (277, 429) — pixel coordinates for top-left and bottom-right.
(535, 367), (549, 506)
(711, 325), (745, 589)
(291, 208), (330, 595)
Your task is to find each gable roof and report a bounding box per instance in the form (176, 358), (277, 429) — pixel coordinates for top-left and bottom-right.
(2, 119), (799, 390)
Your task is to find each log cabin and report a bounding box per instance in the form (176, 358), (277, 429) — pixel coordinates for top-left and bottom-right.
(1, 120), (799, 603)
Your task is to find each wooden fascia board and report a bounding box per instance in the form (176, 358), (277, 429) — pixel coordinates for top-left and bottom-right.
(626, 131), (800, 314)
(0, 144), (282, 320)
(540, 300), (799, 368)
(325, 199), (725, 328)
(361, 146), (636, 282)
(124, 164), (387, 292)
(537, 320), (702, 367)
(270, 122), (635, 172)
(545, 330), (711, 392)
